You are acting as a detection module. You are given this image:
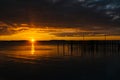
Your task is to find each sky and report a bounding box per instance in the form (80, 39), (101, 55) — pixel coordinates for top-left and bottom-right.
(0, 0), (120, 40)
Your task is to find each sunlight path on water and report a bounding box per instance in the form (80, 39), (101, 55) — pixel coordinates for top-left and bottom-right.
(30, 39), (35, 55)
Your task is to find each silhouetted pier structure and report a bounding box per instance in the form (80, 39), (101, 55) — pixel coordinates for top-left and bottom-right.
(56, 41), (120, 57)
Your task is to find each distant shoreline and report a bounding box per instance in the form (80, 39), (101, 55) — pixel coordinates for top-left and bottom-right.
(0, 40), (120, 42)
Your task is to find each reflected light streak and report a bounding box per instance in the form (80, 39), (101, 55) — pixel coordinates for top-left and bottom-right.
(31, 42), (35, 55)
(31, 39), (35, 55)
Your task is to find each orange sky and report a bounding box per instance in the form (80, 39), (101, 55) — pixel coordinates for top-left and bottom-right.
(0, 27), (120, 41)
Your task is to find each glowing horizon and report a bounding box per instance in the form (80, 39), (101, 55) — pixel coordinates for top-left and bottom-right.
(0, 27), (120, 41)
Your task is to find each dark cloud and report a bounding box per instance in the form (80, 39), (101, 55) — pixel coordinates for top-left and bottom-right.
(0, 0), (120, 36)
(51, 29), (120, 37)
(0, 21), (29, 35)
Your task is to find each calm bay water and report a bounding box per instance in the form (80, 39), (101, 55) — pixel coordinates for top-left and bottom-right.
(0, 41), (120, 80)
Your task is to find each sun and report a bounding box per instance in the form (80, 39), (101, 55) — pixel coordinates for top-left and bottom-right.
(31, 38), (35, 43)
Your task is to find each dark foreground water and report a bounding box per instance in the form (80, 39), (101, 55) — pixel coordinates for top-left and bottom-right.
(0, 40), (120, 80)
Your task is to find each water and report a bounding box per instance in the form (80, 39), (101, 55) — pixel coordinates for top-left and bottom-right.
(0, 41), (120, 80)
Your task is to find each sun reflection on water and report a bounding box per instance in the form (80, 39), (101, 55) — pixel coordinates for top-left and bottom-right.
(31, 42), (35, 55)
(31, 39), (35, 55)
